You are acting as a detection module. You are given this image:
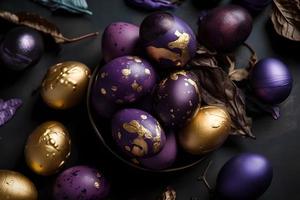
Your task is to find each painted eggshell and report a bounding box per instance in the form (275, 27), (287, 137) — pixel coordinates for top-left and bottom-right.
(25, 121), (71, 176)
(54, 166), (110, 200)
(0, 170), (38, 200)
(41, 61), (91, 109)
(179, 106), (231, 155)
(93, 56), (157, 105)
(154, 71), (201, 128)
(102, 22), (140, 62)
(139, 132), (177, 170)
(217, 153), (273, 200)
(112, 108), (166, 158)
(140, 12), (197, 69)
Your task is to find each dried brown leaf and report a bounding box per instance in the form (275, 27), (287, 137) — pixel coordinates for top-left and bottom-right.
(271, 0), (300, 41)
(192, 66), (254, 138)
(0, 10), (98, 44)
(190, 45), (218, 68)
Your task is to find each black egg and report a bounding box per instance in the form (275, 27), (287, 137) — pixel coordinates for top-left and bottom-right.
(154, 71), (201, 128)
(0, 27), (44, 71)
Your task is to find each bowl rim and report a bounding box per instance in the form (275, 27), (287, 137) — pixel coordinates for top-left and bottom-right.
(86, 63), (206, 173)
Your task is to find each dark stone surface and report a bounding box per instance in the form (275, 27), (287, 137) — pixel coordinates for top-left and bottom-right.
(0, 0), (299, 199)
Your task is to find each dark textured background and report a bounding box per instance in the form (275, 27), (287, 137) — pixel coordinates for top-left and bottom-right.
(0, 0), (299, 199)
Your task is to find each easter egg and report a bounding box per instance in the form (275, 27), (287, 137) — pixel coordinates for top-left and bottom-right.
(54, 166), (110, 200)
(179, 106), (231, 155)
(41, 61), (91, 109)
(250, 58), (293, 105)
(25, 121), (71, 176)
(102, 22), (140, 62)
(0, 170), (38, 200)
(216, 153), (273, 200)
(154, 71), (200, 128)
(112, 108), (166, 158)
(92, 56), (157, 105)
(140, 12), (197, 69)
(0, 27), (44, 70)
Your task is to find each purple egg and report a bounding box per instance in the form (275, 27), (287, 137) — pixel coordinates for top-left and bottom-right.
(140, 12), (197, 69)
(112, 108), (166, 158)
(198, 5), (252, 52)
(236, 0), (272, 13)
(102, 22), (140, 62)
(250, 58), (293, 105)
(139, 132), (177, 170)
(54, 166), (110, 200)
(216, 153), (273, 200)
(92, 56), (157, 105)
(154, 71), (200, 128)
(0, 27), (44, 71)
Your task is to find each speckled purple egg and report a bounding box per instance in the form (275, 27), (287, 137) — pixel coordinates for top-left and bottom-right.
(112, 108), (166, 158)
(102, 22), (140, 62)
(54, 166), (110, 200)
(139, 132), (177, 170)
(140, 12), (197, 69)
(0, 27), (44, 71)
(92, 56), (157, 105)
(250, 58), (293, 105)
(154, 71), (201, 128)
(216, 153), (273, 200)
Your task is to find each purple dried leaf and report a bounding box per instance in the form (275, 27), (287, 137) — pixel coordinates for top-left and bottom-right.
(0, 98), (23, 127)
(125, 0), (179, 10)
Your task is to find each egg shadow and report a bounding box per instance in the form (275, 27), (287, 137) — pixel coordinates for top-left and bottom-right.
(192, 0), (222, 9)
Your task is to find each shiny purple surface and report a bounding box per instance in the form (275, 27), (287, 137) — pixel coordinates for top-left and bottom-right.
(198, 5), (252, 52)
(154, 71), (200, 128)
(102, 22), (140, 62)
(139, 132), (177, 170)
(92, 56), (157, 105)
(140, 12), (197, 69)
(216, 153), (273, 200)
(250, 58), (293, 105)
(0, 27), (44, 70)
(54, 166), (110, 200)
(112, 108), (166, 158)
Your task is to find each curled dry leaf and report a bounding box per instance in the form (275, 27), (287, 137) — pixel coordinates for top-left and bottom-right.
(0, 10), (98, 44)
(159, 186), (176, 200)
(271, 0), (300, 41)
(192, 66), (254, 138)
(190, 45), (218, 68)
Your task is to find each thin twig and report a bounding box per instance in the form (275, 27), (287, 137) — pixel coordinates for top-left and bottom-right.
(198, 160), (213, 191)
(61, 32), (99, 43)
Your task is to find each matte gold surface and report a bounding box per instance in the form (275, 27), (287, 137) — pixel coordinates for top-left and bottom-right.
(41, 61), (91, 109)
(25, 121), (71, 176)
(0, 170), (38, 200)
(179, 106), (232, 155)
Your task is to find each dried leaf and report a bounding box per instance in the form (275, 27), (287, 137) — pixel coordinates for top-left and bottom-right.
(190, 45), (218, 68)
(32, 0), (93, 15)
(0, 98), (22, 127)
(0, 10), (98, 44)
(159, 187), (176, 200)
(271, 0), (300, 41)
(191, 65), (254, 138)
(125, 0), (185, 10)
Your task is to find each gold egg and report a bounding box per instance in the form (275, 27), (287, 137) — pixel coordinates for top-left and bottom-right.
(25, 121), (71, 176)
(41, 61), (91, 109)
(0, 170), (38, 200)
(179, 106), (232, 155)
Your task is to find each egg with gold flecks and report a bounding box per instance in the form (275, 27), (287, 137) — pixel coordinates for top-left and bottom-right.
(25, 121), (71, 176)
(112, 108), (166, 158)
(92, 56), (157, 106)
(0, 170), (38, 200)
(154, 71), (201, 128)
(179, 106), (231, 155)
(41, 61), (91, 109)
(140, 12), (197, 69)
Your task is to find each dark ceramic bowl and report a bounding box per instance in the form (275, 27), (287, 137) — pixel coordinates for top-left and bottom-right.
(87, 64), (206, 173)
